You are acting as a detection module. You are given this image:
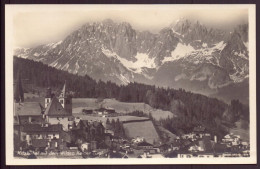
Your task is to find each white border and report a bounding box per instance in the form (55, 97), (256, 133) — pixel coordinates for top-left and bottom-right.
(5, 4), (257, 165)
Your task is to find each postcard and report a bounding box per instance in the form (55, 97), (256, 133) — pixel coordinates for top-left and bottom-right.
(5, 4), (256, 165)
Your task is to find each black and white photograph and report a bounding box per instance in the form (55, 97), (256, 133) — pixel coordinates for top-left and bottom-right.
(5, 4), (256, 165)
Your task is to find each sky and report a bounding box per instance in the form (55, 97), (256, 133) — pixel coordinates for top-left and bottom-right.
(8, 5), (248, 48)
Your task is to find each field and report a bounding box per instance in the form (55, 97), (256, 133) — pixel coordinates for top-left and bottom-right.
(73, 113), (159, 144)
(157, 126), (178, 142)
(123, 120), (160, 144)
(73, 113), (149, 123)
(72, 98), (175, 120)
(23, 97), (175, 121)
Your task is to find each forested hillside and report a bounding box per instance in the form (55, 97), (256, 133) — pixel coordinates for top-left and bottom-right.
(14, 56), (249, 138)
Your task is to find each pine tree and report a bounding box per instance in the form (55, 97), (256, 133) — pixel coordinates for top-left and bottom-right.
(14, 71), (24, 103)
(106, 118), (110, 125)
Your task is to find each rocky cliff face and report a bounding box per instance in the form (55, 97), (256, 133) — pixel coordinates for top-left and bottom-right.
(14, 19), (249, 103)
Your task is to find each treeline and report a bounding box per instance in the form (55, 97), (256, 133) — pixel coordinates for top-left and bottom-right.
(106, 118), (125, 137)
(14, 57), (249, 136)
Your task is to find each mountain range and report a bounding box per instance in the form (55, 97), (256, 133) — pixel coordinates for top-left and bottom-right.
(14, 18), (249, 104)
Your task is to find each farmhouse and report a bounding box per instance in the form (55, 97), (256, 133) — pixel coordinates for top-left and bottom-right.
(20, 123), (70, 150)
(14, 102), (44, 125)
(137, 141), (153, 149)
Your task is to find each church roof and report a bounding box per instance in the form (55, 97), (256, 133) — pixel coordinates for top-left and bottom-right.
(14, 102), (43, 116)
(44, 97), (68, 116)
(23, 124), (62, 132)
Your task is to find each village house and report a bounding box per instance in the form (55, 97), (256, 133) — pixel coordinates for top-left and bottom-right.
(193, 126), (210, 138)
(222, 133), (241, 146)
(19, 123), (71, 151)
(137, 141), (154, 150)
(14, 102), (45, 125)
(132, 136), (145, 144)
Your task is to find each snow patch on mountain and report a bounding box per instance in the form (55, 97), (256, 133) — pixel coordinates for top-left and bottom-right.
(171, 29), (181, 36)
(162, 43), (195, 63)
(213, 41), (226, 51)
(175, 73), (187, 81)
(202, 43), (208, 48)
(46, 41), (62, 48)
(33, 52), (40, 57)
(234, 51), (248, 60)
(118, 74), (130, 85)
(102, 47), (156, 73)
(243, 42), (249, 51)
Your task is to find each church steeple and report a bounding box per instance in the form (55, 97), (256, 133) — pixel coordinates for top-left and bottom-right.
(58, 81), (72, 115)
(14, 71), (24, 103)
(45, 87), (52, 108)
(59, 81), (66, 98)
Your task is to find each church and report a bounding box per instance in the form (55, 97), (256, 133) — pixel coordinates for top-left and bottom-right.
(14, 79), (73, 151)
(14, 77), (106, 152)
(44, 82), (74, 131)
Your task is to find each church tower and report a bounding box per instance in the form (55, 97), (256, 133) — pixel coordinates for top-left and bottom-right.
(45, 88), (52, 108)
(58, 82), (72, 115)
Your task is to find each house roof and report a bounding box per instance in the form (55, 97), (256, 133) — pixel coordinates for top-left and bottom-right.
(22, 124), (62, 132)
(44, 97), (68, 116)
(193, 126), (206, 132)
(14, 116), (20, 125)
(137, 141), (153, 147)
(60, 130), (71, 143)
(14, 102), (42, 116)
(213, 143), (227, 153)
(32, 139), (48, 148)
(109, 151), (124, 158)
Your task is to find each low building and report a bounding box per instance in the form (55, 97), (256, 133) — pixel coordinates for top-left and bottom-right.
(82, 108), (94, 114)
(193, 126), (210, 138)
(14, 102), (44, 125)
(132, 136), (144, 144)
(222, 133), (241, 146)
(95, 107), (116, 115)
(137, 141), (153, 150)
(20, 123), (69, 150)
(81, 142), (90, 152)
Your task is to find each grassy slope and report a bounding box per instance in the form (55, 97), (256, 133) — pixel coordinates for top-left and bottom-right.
(123, 120), (159, 144)
(72, 98), (175, 120)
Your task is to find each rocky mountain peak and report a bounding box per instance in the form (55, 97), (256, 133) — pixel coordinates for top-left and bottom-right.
(14, 19), (249, 102)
